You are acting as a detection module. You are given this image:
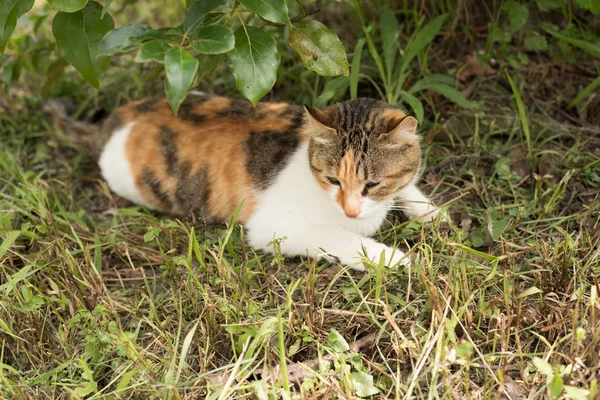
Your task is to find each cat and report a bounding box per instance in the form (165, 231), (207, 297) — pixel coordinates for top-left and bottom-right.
(95, 92), (440, 271)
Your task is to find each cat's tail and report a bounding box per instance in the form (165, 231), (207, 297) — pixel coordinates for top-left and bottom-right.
(43, 98), (111, 160)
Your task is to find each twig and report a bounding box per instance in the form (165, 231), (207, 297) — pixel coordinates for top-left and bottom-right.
(290, 0), (322, 23)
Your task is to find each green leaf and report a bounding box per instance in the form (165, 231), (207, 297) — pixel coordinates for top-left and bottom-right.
(0, 0), (35, 54)
(536, 0), (565, 12)
(568, 74), (600, 108)
(183, 0), (228, 36)
(502, 1), (529, 33)
(326, 329), (350, 353)
(197, 53), (225, 79)
(397, 90), (424, 123)
(98, 24), (151, 56)
(101, 0), (112, 16)
(549, 373), (564, 399)
(0, 230), (20, 259)
(135, 40), (170, 63)
(455, 342), (474, 357)
(564, 385), (590, 400)
(52, 1), (114, 88)
(488, 23), (512, 44)
(289, 20), (349, 77)
(192, 25), (234, 54)
(524, 31), (548, 50)
(489, 218), (510, 241)
(380, 6), (399, 79)
(518, 286), (542, 298)
(542, 24), (600, 58)
(228, 25), (279, 105)
(403, 14), (448, 68)
(410, 82), (475, 110)
(238, 0), (290, 25)
(315, 76), (349, 108)
(351, 372), (380, 397)
(48, 0), (88, 12)
(350, 38), (365, 99)
(533, 357), (554, 376)
(578, 0), (600, 13)
(164, 47), (199, 114)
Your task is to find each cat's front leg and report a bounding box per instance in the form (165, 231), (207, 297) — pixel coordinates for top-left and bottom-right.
(251, 226), (410, 272)
(396, 184), (441, 222)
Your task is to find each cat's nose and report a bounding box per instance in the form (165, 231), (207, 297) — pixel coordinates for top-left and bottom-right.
(343, 207), (360, 218)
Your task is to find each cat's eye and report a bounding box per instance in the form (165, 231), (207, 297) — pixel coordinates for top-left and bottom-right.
(362, 181), (380, 196)
(327, 177), (341, 186)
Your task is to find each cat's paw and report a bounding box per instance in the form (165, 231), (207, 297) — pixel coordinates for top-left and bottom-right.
(354, 243), (410, 271)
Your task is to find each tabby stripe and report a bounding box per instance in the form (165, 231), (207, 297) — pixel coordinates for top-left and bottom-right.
(142, 169), (172, 207)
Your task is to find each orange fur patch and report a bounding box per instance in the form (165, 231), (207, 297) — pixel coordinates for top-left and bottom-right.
(118, 96), (306, 222)
(336, 150), (362, 218)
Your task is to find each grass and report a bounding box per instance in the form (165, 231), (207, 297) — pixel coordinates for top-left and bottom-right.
(1, 1), (600, 399)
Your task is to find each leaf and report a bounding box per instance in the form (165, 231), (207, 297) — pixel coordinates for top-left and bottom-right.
(397, 90), (424, 123)
(326, 329), (350, 353)
(98, 24), (152, 56)
(455, 342), (474, 357)
(228, 25), (279, 105)
(0, 0), (35, 54)
(315, 76), (349, 108)
(564, 385), (590, 400)
(533, 357), (554, 376)
(536, 0), (566, 12)
(164, 47), (199, 114)
(502, 1), (529, 33)
(577, 0), (600, 13)
(116, 368), (137, 392)
(489, 218), (510, 241)
(238, 0), (290, 25)
(101, 0), (112, 17)
(410, 82), (475, 110)
(542, 24), (600, 58)
(350, 38), (365, 99)
(518, 286), (542, 298)
(52, 1), (114, 88)
(48, 0), (88, 12)
(525, 31), (548, 50)
(0, 230), (20, 259)
(183, 0), (228, 36)
(351, 372), (380, 397)
(403, 14), (448, 68)
(549, 373), (564, 399)
(289, 20), (349, 77)
(380, 6), (399, 78)
(568, 74), (600, 108)
(192, 25), (234, 54)
(197, 53), (225, 79)
(135, 40), (169, 63)
(175, 322), (198, 382)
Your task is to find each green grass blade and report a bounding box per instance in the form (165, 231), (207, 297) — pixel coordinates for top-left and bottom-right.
(350, 38), (365, 99)
(506, 72), (532, 161)
(568, 74), (600, 108)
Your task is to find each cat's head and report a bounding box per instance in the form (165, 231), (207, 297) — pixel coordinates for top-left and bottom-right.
(305, 98), (421, 219)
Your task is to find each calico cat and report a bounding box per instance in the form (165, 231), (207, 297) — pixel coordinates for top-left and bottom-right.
(97, 92), (440, 271)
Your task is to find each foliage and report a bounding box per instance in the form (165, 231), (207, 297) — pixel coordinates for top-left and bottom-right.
(1, 0), (351, 111)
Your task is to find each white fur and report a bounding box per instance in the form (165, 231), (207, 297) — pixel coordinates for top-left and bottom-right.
(99, 123), (155, 209)
(395, 184), (440, 222)
(246, 142), (417, 271)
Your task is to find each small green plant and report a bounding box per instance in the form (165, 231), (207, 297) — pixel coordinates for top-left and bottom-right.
(350, 3), (476, 122)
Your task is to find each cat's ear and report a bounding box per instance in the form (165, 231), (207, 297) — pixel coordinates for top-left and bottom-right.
(303, 105), (337, 142)
(378, 115), (418, 146)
